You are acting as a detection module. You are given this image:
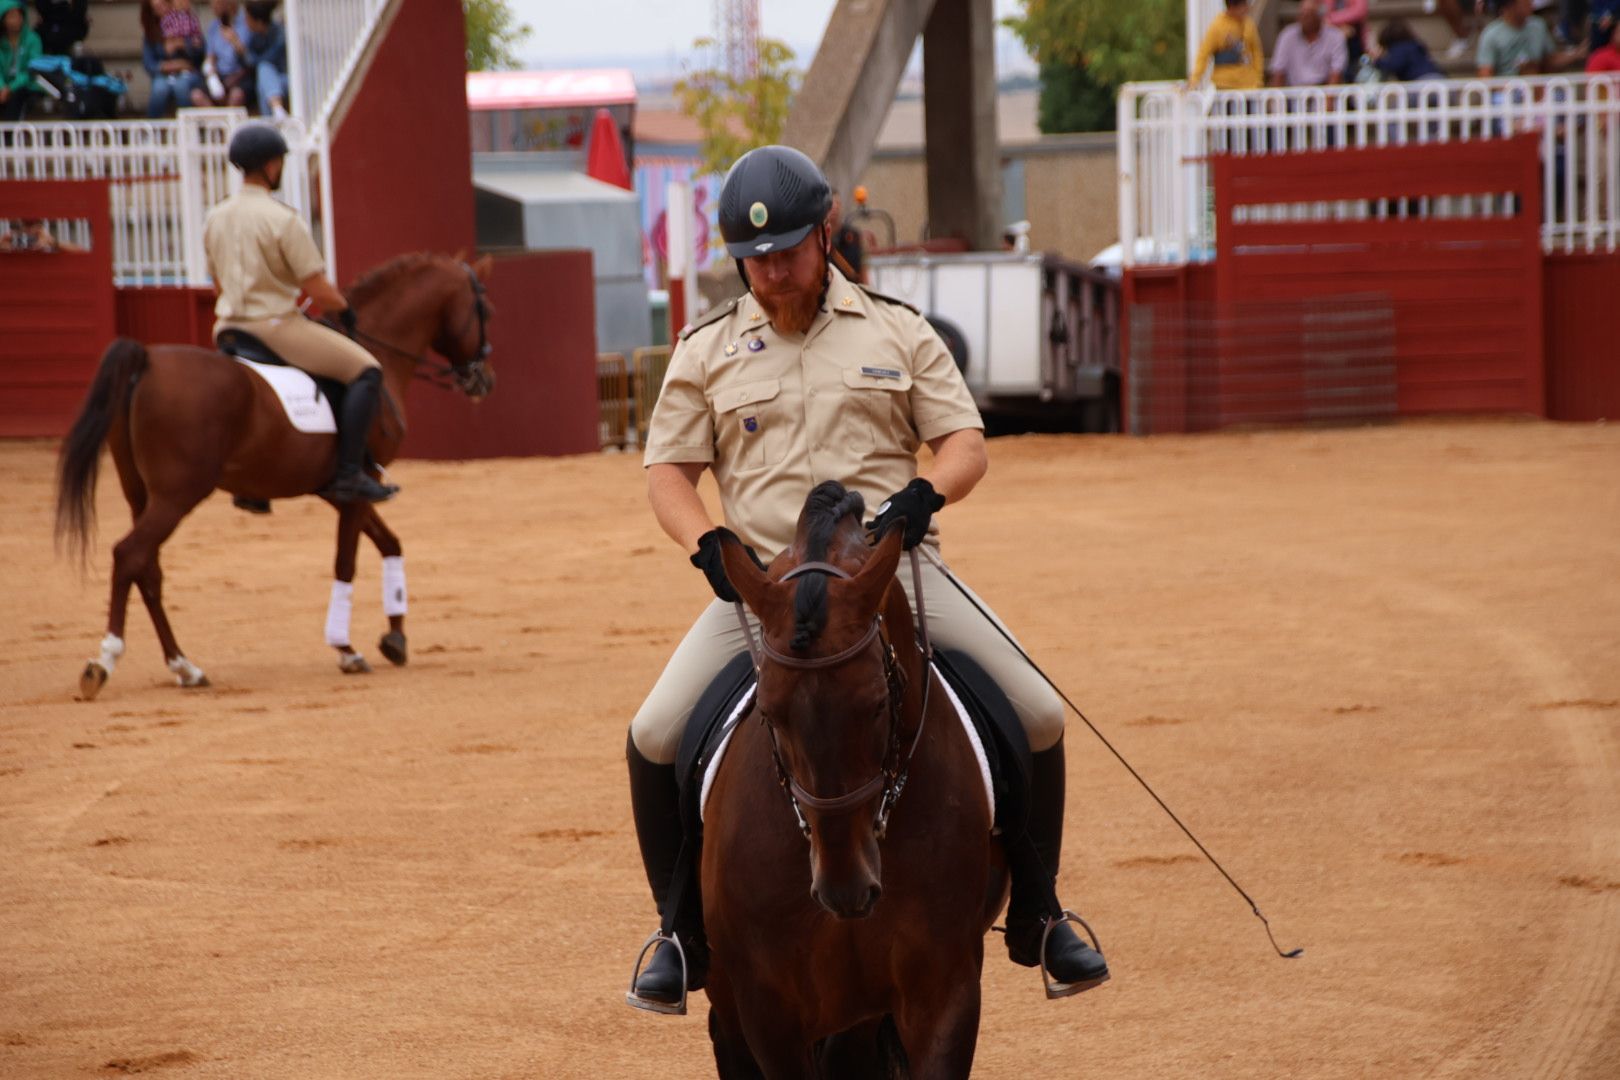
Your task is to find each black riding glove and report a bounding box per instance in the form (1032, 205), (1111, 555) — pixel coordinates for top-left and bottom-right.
(690, 528), (766, 604)
(337, 307), (358, 338)
(866, 478), (946, 550)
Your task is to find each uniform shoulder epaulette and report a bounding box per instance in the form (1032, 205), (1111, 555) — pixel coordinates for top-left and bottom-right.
(857, 283), (921, 316)
(678, 295), (743, 341)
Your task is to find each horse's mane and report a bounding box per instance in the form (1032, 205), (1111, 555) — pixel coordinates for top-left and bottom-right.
(345, 252), (453, 309)
(791, 481), (867, 651)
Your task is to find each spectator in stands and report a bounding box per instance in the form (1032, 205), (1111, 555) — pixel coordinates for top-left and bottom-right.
(159, 0), (204, 61)
(0, 0), (43, 120)
(1374, 18), (1446, 80)
(32, 0), (88, 57)
(1478, 0), (1585, 74)
(194, 0), (251, 108)
(1588, 13), (1620, 68)
(1270, 0), (1348, 86)
(1189, 0), (1264, 90)
(242, 1), (286, 120)
(141, 0), (203, 118)
(1322, 0), (1369, 76)
(1590, 2), (1620, 52)
(1430, 1), (1483, 62)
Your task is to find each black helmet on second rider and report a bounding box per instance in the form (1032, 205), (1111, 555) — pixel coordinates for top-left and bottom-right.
(228, 122), (288, 176)
(719, 145), (832, 260)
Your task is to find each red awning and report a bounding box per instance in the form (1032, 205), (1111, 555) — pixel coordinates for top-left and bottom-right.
(466, 69), (637, 112)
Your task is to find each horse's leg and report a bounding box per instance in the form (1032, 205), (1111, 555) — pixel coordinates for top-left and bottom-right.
(705, 974), (767, 1080)
(891, 969), (982, 1079)
(733, 1000), (815, 1080)
(357, 505), (407, 666)
(83, 497), (207, 697)
(324, 502), (372, 673)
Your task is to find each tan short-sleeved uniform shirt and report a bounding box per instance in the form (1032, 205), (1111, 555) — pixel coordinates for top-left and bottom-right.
(203, 185), (325, 322)
(644, 266), (983, 558)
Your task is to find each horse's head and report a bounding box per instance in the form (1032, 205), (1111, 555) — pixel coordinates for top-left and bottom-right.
(431, 253), (497, 400)
(346, 252), (497, 400)
(719, 482), (912, 920)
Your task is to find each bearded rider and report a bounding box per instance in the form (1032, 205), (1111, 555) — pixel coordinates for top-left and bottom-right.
(625, 145), (1110, 1009)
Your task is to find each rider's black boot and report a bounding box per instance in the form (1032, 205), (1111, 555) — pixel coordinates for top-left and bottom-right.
(322, 367), (398, 504)
(1004, 734), (1110, 993)
(627, 733), (704, 1008)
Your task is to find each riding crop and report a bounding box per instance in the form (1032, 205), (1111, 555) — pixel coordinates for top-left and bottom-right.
(918, 547), (1303, 961)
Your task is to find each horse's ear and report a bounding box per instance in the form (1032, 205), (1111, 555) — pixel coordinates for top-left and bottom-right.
(717, 530), (782, 617)
(836, 526), (904, 616)
(450, 247), (468, 263)
(472, 254), (494, 282)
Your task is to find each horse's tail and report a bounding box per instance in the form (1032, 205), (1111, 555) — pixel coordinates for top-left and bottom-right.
(55, 337), (148, 561)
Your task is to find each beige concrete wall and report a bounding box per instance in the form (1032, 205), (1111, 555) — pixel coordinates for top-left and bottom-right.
(857, 133), (1120, 263)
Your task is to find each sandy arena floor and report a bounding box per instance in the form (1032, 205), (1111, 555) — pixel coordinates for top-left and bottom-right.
(1, 420), (1618, 1079)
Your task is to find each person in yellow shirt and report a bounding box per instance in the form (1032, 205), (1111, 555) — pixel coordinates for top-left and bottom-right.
(1190, 0), (1266, 89)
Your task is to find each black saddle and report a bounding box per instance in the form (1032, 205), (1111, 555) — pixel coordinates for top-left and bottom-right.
(216, 328), (348, 412)
(674, 648), (1035, 841)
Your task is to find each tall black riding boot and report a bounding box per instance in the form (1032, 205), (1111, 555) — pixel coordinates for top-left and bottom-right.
(626, 733), (704, 1009)
(322, 367), (398, 504)
(1004, 734), (1110, 993)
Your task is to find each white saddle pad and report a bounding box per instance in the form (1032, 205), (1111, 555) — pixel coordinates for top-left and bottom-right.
(234, 357), (337, 434)
(700, 664), (996, 827)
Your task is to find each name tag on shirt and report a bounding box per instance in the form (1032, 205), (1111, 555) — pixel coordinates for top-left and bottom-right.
(860, 367), (904, 380)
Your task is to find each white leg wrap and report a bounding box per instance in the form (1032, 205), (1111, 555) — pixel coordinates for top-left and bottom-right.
(96, 634), (125, 674)
(167, 655), (206, 686)
(381, 556), (407, 617)
(325, 580), (354, 647)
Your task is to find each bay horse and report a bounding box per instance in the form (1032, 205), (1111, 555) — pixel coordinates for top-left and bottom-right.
(704, 483), (1007, 1078)
(54, 252), (496, 700)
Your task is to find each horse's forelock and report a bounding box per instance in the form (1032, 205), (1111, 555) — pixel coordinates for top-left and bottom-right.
(790, 482), (869, 650)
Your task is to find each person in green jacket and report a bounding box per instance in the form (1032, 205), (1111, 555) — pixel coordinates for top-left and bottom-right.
(0, 0), (44, 121)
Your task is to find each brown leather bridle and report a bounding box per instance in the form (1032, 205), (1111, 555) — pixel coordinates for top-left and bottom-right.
(734, 549), (933, 840)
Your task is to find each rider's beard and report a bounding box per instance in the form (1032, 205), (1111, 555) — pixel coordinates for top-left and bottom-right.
(753, 250), (826, 336)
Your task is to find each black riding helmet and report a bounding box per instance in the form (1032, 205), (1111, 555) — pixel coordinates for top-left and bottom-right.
(228, 122), (289, 174)
(718, 145), (833, 259)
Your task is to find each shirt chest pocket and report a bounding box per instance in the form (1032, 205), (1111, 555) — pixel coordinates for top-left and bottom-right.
(840, 366), (914, 453)
(710, 377), (787, 474)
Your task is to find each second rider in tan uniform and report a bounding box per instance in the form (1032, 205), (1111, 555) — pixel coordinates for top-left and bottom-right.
(204, 122), (395, 505)
(626, 145), (1109, 1009)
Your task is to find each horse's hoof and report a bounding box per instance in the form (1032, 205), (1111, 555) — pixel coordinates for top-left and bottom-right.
(379, 631), (407, 667)
(339, 652), (372, 675)
(79, 661), (108, 701)
(181, 675), (212, 689)
(168, 656), (209, 688)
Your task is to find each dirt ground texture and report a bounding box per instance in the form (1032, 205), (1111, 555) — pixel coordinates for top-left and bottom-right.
(1, 420), (1618, 1079)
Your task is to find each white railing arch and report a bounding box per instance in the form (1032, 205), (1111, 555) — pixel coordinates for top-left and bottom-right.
(1118, 74), (1620, 267)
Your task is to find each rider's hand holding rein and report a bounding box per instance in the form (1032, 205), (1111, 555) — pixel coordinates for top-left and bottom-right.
(300, 271), (355, 335)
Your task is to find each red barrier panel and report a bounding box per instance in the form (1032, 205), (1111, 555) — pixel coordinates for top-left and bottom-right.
(399, 250), (599, 460)
(1545, 253), (1620, 422)
(1214, 136), (1545, 422)
(0, 180), (115, 437)
(114, 287), (215, 348)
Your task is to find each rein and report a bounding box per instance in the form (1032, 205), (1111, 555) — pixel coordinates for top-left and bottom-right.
(342, 263), (493, 394)
(734, 548), (934, 840)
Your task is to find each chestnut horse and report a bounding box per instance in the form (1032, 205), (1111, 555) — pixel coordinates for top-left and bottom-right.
(55, 252), (496, 700)
(704, 483), (1007, 1077)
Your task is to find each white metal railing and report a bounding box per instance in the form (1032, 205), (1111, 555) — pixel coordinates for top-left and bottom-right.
(0, 111), (314, 286)
(1117, 75), (1620, 267)
(285, 0), (389, 130)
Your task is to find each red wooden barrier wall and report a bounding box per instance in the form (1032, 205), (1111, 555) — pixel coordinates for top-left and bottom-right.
(1544, 253), (1620, 421)
(0, 180), (116, 437)
(1213, 136), (1545, 421)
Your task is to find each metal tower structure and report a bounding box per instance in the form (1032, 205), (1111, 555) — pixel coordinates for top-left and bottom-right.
(715, 0), (761, 81)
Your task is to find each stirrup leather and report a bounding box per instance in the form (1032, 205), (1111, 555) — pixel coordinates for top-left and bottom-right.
(1041, 910), (1110, 999)
(624, 929), (689, 1016)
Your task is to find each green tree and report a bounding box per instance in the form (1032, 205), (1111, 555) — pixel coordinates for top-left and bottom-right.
(676, 38), (799, 177)
(1005, 0), (1185, 133)
(464, 0), (532, 72)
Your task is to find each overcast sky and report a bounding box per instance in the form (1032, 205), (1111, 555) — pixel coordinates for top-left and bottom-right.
(509, 0), (1034, 74)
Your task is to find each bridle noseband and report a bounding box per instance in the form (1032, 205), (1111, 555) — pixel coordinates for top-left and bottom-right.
(734, 549), (933, 840)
